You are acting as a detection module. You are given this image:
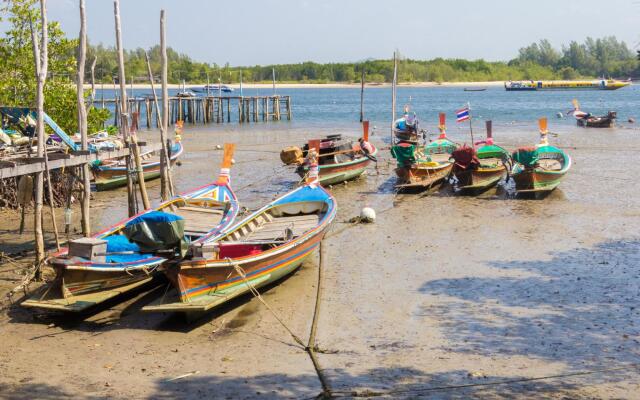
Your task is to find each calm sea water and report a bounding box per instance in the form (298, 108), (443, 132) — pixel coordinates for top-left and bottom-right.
(94, 84), (639, 134)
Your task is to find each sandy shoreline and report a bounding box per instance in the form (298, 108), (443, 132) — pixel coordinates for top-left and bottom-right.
(2, 124), (639, 398)
(85, 81), (504, 90)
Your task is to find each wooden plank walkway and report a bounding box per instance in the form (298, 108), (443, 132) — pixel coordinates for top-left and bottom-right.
(0, 143), (161, 179)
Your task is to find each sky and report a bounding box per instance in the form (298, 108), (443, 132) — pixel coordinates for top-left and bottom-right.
(4, 0), (639, 66)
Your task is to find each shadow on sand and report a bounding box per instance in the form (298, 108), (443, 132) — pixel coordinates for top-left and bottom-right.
(418, 239), (640, 380)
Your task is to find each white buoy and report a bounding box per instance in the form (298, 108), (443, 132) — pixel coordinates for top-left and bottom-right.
(231, 158), (236, 165)
(215, 144), (222, 150)
(360, 207), (376, 223)
(556, 112), (564, 119)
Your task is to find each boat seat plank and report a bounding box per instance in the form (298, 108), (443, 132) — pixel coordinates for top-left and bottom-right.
(240, 214), (320, 241)
(179, 206), (223, 214)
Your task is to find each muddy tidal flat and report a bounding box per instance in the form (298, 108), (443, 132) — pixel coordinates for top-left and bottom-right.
(1, 122), (640, 399)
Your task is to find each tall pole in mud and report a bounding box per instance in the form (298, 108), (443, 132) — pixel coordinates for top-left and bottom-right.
(114, 0), (137, 216)
(391, 52), (398, 145)
(77, 0), (91, 236)
(30, 0), (48, 275)
(360, 66), (365, 122)
(158, 9), (172, 200)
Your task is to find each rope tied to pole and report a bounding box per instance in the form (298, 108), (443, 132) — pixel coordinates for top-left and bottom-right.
(227, 259), (307, 349)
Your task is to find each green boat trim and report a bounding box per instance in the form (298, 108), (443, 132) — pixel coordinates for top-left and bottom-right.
(94, 170), (162, 191)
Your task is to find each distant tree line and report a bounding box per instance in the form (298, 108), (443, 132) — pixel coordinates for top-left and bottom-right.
(84, 37), (639, 84)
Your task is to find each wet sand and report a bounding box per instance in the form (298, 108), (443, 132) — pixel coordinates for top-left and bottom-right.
(1, 122), (639, 398)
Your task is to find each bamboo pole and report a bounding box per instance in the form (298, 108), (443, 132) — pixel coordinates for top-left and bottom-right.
(90, 55), (97, 105)
(30, 1), (48, 275)
(360, 66), (365, 122)
(391, 51), (398, 144)
(78, 0), (91, 236)
(43, 152), (60, 251)
(114, 0), (148, 214)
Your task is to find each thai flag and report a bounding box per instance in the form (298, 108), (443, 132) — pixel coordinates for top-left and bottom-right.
(456, 106), (470, 122)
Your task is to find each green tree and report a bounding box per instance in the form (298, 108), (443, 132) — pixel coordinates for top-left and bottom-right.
(0, 0), (108, 135)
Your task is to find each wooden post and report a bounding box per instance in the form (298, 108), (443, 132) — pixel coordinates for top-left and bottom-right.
(78, 0), (91, 236)
(263, 97), (267, 121)
(237, 98), (242, 123)
(144, 98), (150, 128)
(30, 1), (48, 274)
(90, 55), (97, 105)
(226, 98), (230, 123)
(115, 0), (149, 214)
(159, 11), (173, 197)
(391, 51), (398, 144)
(360, 66), (365, 122)
(43, 152), (60, 251)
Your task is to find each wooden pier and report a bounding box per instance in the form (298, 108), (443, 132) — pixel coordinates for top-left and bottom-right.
(0, 143), (161, 179)
(101, 95), (292, 128)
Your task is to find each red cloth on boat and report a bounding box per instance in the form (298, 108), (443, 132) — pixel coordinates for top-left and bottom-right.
(218, 243), (263, 259)
(451, 145), (479, 169)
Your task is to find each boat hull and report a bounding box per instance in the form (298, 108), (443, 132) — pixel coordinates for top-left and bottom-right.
(22, 179), (239, 313)
(93, 142), (183, 191)
(144, 220), (327, 313)
(395, 162), (453, 189)
(577, 118), (615, 128)
(454, 165), (505, 192)
(21, 266), (156, 312)
(512, 169), (566, 193)
(297, 148), (376, 186)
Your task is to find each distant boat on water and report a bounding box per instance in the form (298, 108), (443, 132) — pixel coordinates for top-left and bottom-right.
(192, 84), (234, 94)
(464, 88), (487, 92)
(505, 79), (631, 91)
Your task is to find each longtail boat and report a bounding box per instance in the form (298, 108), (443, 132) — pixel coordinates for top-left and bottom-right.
(392, 113), (458, 189)
(571, 99), (616, 128)
(22, 144), (239, 312)
(92, 139), (184, 191)
(143, 172), (337, 314)
(281, 121), (377, 186)
(451, 120), (510, 193)
(510, 118), (571, 195)
(393, 106), (421, 142)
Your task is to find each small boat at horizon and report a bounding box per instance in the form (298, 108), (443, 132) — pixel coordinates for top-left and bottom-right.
(570, 99), (617, 128)
(191, 84), (234, 94)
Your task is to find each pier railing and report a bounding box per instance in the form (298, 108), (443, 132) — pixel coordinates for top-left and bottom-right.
(98, 95), (292, 128)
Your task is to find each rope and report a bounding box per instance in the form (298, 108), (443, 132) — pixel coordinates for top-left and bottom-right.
(307, 242), (332, 397)
(229, 260), (307, 349)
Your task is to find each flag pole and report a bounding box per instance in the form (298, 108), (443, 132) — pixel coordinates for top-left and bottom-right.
(467, 102), (474, 146)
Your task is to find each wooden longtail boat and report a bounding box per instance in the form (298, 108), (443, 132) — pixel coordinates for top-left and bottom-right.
(22, 145), (239, 313)
(571, 100), (617, 128)
(510, 119), (571, 194)
(92, 140), (184, 191)
(452, 121), (510, 193)
(282, 121), (377, 186)
(392, 113), (459, 189)
(143, 181), (337, 314)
